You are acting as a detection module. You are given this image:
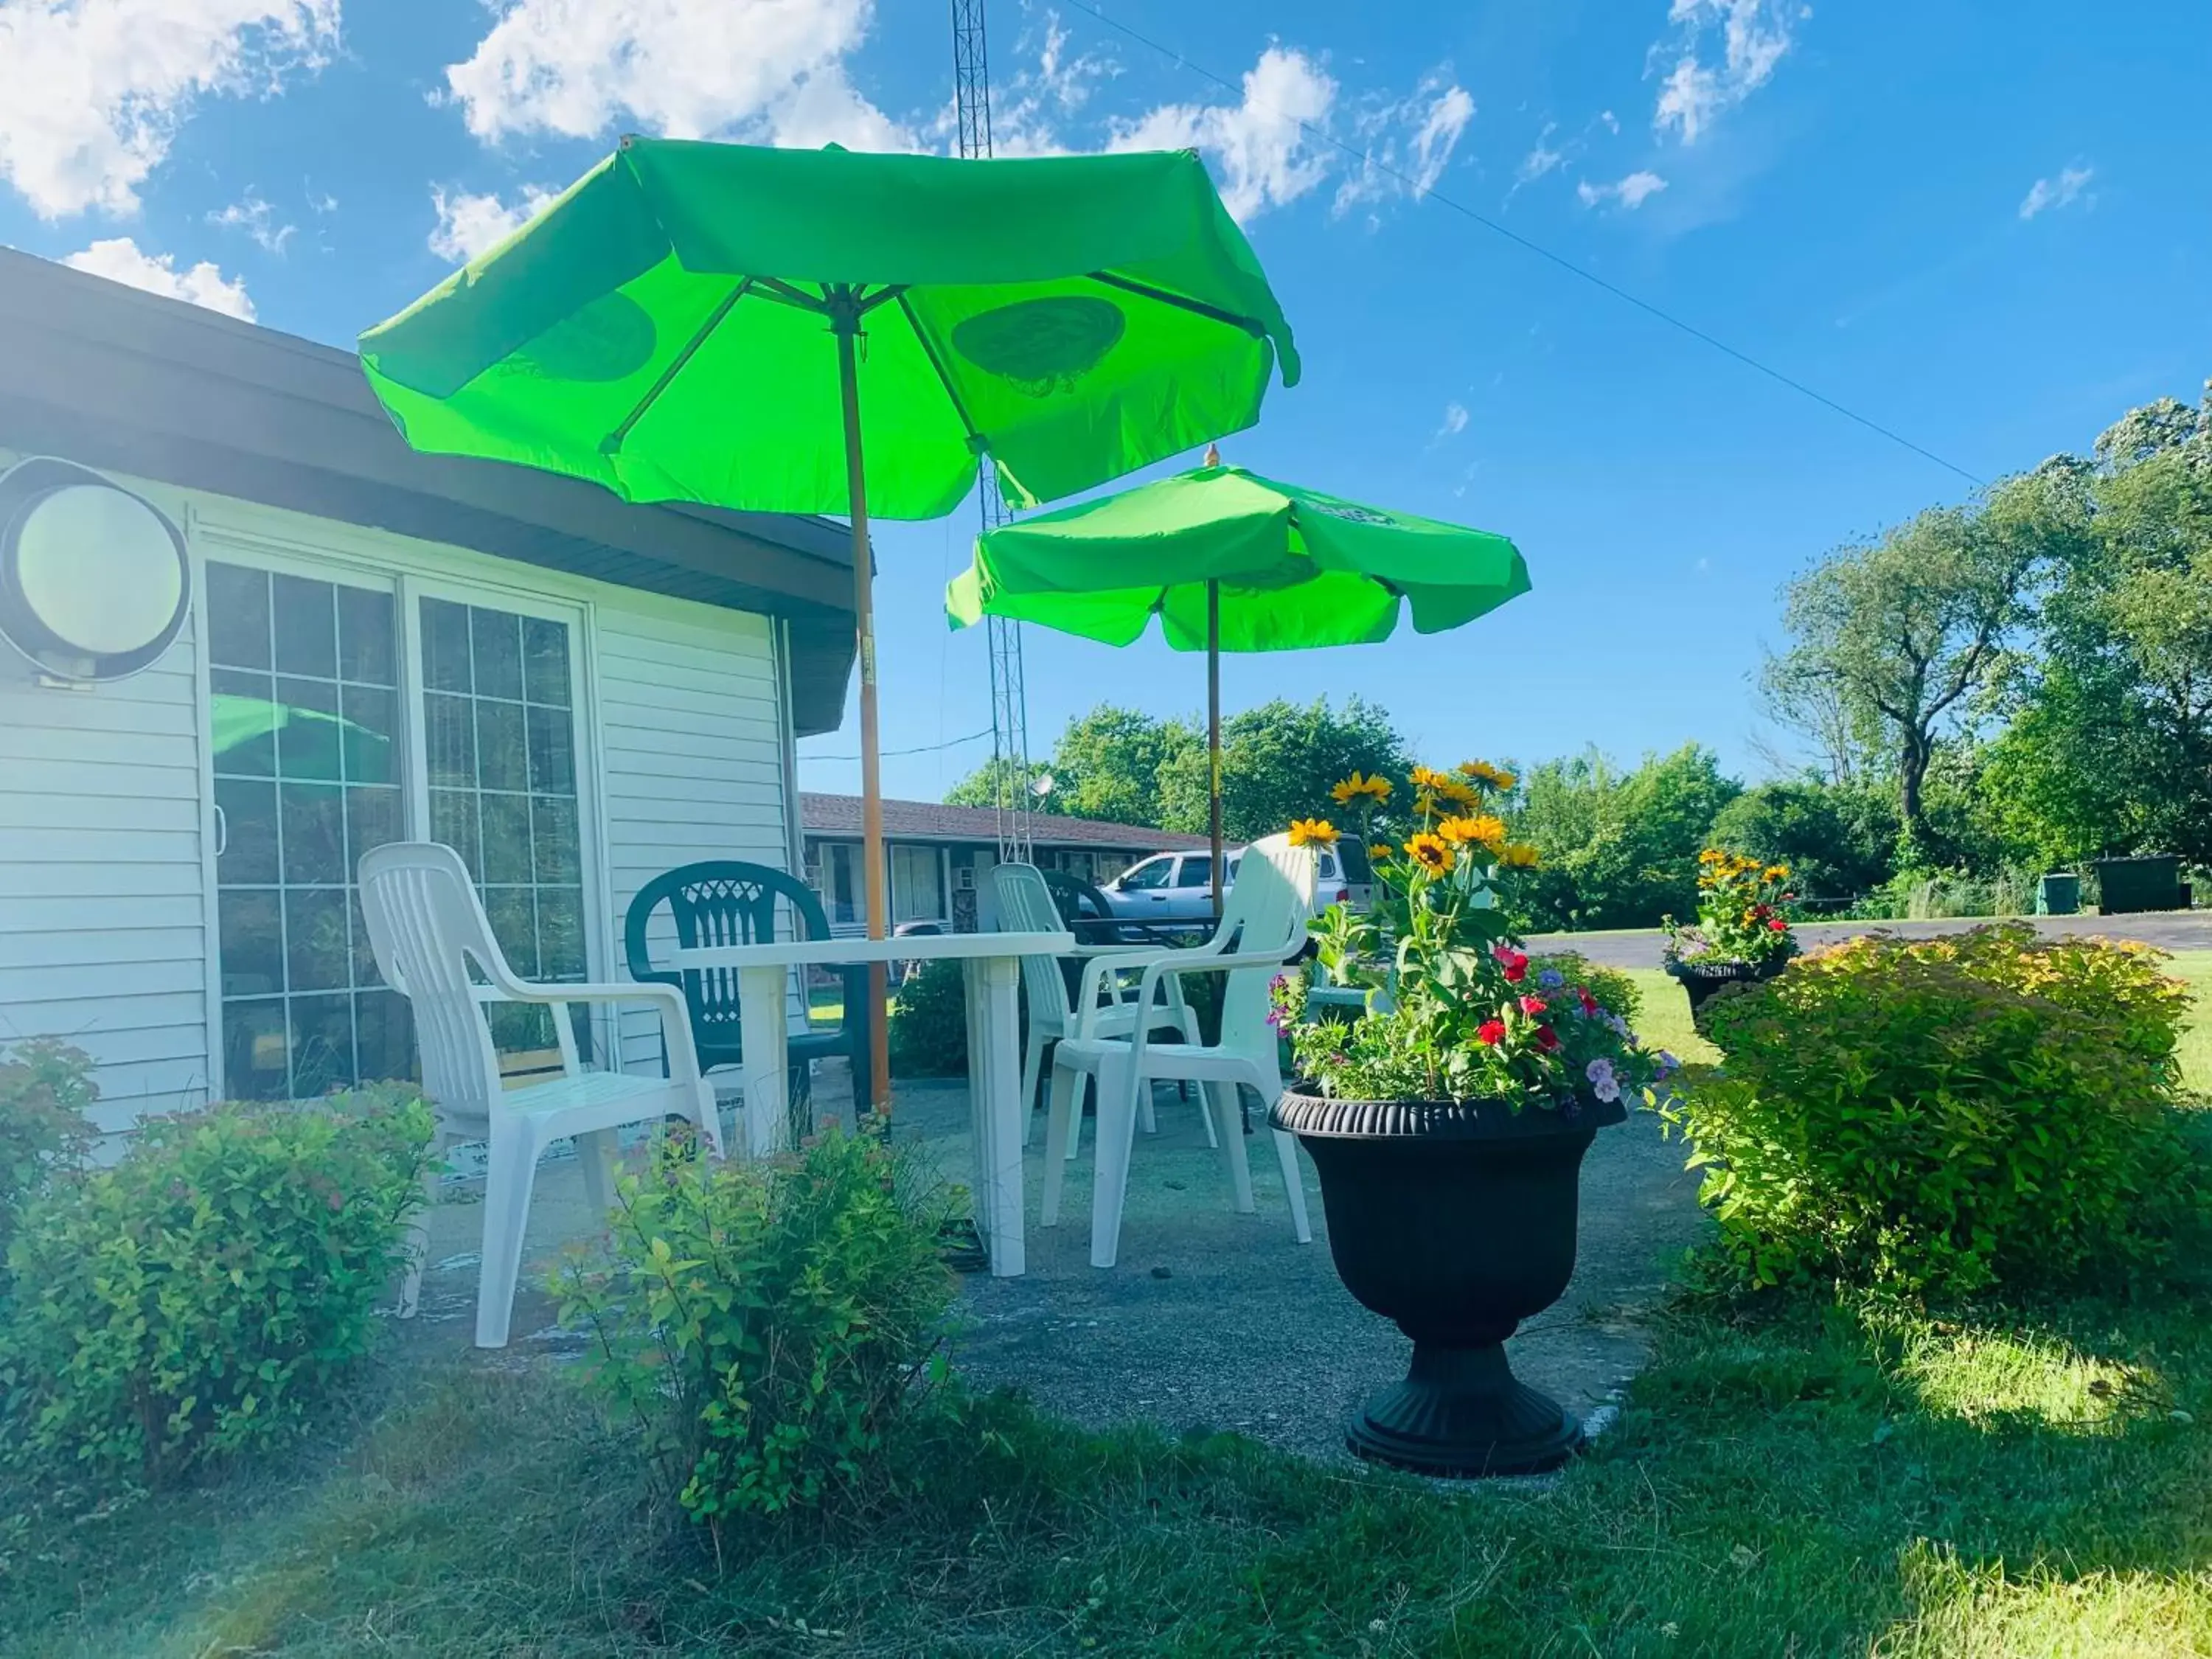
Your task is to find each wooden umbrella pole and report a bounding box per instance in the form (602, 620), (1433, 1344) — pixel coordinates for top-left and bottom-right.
(1208, 576), (1223, 919)
(836, 302), (893, 1114)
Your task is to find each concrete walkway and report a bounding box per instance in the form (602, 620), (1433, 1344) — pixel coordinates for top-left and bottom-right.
(1526, 909), (2212, 970)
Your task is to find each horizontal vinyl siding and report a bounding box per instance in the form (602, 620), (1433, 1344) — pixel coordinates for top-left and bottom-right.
(595, 605), (795, 1074)
(0, 617), (212, 1119)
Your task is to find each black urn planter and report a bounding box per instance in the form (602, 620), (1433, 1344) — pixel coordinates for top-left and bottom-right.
(1269, 1086), (1626, 1477)
(1663, 953), (1790, 1018)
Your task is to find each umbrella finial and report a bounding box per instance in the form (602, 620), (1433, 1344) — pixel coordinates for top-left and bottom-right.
(1203, 442), (1221, 468)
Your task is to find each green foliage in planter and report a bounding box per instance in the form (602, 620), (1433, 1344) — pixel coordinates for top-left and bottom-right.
(887, 957), (969, 1077)
(554, 1121), (957, 1536)
(1670, 925), (2200, 1295)
(0, 1040), (96, 1267)
(0, 1088), (433, 1485)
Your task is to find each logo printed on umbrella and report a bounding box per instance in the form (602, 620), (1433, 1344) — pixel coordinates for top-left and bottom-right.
(951, 296), (1127, 395)
(1305, 499), (1397, 526)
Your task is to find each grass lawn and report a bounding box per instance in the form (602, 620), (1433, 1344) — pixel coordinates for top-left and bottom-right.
(6, 958), (2210, 1656)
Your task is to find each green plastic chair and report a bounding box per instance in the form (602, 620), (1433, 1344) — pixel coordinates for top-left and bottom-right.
(623, 861), (873, 1113)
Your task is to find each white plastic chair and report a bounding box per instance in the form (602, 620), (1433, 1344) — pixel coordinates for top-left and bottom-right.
(358, 841), (723, 1348)
(990, 863), (1213, 1152)
(1040, 832), (1316, 1268)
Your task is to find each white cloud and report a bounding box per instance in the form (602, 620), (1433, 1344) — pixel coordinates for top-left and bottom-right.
(1652, 0), (1804, 145)
(974, 12), (1119, 159)
(427, 183), (561, 264)
(1576, 169), (1669, 210)
(1332, 73), (1473, 216)
(208, 192), (293, 252)
(1111, 46), (1337, 223)
(444, 0), (913, 153)
(1517, 123), (1567, 184)
(61, 236), (254, 319)
(0, 1), (337, 219)
(1437, 401), (1470, 438)
(2019, 164), (2093, 220)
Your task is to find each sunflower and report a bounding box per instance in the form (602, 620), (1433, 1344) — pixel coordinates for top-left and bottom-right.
(1497, 841), (1543, 869)
(1408, 764), (1454, 792)
(1436, 779), (1481, 809)
(1368, 843), (1395, 863)
(1329, 771), (1394, 807)
(1458, 759), (1517, 791)
(1436, 813), (1508, 849)
(1764, 863), (1790, 882)
(1287, 818), (1338, 848)
(1405, 832), (1455, 874)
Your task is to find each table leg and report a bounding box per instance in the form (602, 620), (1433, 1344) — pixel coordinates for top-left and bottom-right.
(964, 955), (1026, 1277)
(736, 964), (790, 1158)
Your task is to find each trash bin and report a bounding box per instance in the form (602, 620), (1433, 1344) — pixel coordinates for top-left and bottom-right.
(2034, 873), (2081, 916)
(2090, 855), (2184, 914)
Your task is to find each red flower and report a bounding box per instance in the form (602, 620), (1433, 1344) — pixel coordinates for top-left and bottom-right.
(1492, 945), (1529, 983)
(1520, 994), (1548, 1016)
(1768, 917), (1787, 931)
(1477, 1020), (1508, 1046)
(1536, 1025), (1560, 1051)
(1576, 987), (1599, 1017)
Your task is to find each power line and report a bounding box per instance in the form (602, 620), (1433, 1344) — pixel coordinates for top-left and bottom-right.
(810, 726), (995, 762)
(1059, 0), (1986, 489)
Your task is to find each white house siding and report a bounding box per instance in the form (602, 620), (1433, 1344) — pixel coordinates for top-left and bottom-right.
(594, 604), (794, 1075)
(0, 452), (802, 1130)
(0, 590), (214, 1134)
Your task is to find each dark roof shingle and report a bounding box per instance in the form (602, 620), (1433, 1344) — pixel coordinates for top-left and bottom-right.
(801, 793), (1205, 852)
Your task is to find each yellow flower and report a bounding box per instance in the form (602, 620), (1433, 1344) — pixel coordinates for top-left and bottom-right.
(1764, 864), (1790, 882)
(1408, 765), (1453, 793)
(1437, 813), (1508, 849)
(1458, 759), (1517, 791)
(1368, 843), (1394, 863)
(1405, 832), (1455, 874)
(1329, 771), (1394, 807)
(1437, 779), (1481, 809)
(1498, 841), (1543, 869)
(1287, 818), (1338, 848)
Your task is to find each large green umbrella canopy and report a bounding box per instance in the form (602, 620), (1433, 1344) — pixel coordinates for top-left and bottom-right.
(945, 460), (1531, 903)
(355, 138), (1299, 1110)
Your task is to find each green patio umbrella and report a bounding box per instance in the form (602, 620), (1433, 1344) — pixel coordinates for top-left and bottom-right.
(945, 453), (1531, 906)
(357, 138), (1298, 1105)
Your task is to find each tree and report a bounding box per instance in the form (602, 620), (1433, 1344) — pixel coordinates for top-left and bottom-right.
(1510, 744), (1742, 930)
(1763, 476), (2058, 862)
(945, 706), (1200, 827)
(942, 755), (1064, 815)
(1156, 696), (1414, 841)
(1708, 779), (1899, 902)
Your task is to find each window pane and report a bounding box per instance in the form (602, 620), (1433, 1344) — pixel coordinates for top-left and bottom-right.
(274, 676), (341, 781)
(430, 789), (481, 880)
(279, 783), (346, 885)
(354, 990), (417, 1085)
(206, 563), (271, 669)
(349, 889), (383, 988)
(526, 705), (574, 796)
(479, 791), (533, 885)
(288, 994), (355, 1097)
(538, 886), (586, 980)
(424, 692), (475, 788)
(346, 785), (403, 869)
(1175, 857), (1212, 888)
(484, 886), (538, 975)
(218, 890), (285, 997)
(470, 606), (524, 701)
(271, 574), (338, 679)
(420, 598), (473, 693)
(339, 684), (397, 785)
(475, 699), (526, 793)
(209, 670), (277, 777)
(223, 1000), (290, 1100)
(337, 586), (396, 686)
(285, 886), (351, 992)
(215, 776), (279, 886)
(523, 616), (571, 707)
(531, 795), (580, 886)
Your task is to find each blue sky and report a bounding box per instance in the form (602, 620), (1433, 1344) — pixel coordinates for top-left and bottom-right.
(3, 1), (2207, 803)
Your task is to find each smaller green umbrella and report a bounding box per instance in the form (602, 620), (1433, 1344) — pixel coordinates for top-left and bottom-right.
(946, 455), (1531, 905)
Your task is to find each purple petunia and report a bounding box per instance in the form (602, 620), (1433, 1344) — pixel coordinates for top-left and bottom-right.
(1585, 1057), (1621, 1104)
(1538, 967), (1565, 990)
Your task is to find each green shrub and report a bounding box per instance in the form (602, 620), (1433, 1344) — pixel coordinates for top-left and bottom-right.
(554, 1121), (956, 1537)
(1671, 926), (2199, 1295)
(1532, 952), (1642, 1027)
(0, 1088), (432, 1484)
(0, 1040), (96, 1266)
(888, 958), (968, 1077)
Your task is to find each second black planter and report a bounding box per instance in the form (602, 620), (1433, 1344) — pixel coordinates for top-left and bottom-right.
(1270, 1086), (1624, 1477)
(1663, 953), (1790, 1018)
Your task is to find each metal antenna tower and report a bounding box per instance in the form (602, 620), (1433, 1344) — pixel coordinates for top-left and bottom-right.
(952, 0), (1033, 863)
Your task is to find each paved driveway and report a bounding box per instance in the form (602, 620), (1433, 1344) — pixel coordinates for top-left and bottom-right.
(1526, 911), (2212, 970)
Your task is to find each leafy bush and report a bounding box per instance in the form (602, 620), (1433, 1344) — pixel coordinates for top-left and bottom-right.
(888, 957), (969, 1077)
(1670, 926), (2199, 1294)
(1708, 780), (1899, 903)
(555, 1122), (956, 1537)
(1510, 743), (1742, 931)
(0, 1040), (96, 1266)
(1, 1089), (432, 1484)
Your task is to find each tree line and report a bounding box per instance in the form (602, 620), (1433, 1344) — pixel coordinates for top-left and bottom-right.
(947, 376), (2212, 931)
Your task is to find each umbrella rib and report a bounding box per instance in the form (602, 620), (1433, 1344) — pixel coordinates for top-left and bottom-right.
(1085, 271), (1268, 339)
(754, 276), (832, 314)
(600, 276), (757, 456)
(892, 292), (990, 456)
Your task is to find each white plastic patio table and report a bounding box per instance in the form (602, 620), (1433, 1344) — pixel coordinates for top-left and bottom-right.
(668, 930), (1074, 1278)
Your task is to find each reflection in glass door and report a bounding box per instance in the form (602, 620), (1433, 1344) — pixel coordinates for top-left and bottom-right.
(206, 561), (411, 1098)
(419, 596), (590, 1061)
